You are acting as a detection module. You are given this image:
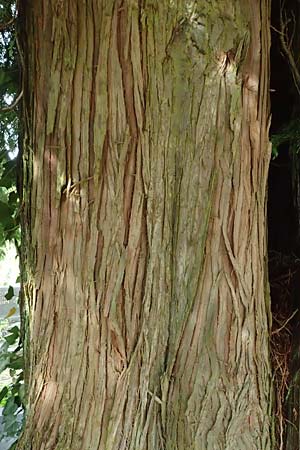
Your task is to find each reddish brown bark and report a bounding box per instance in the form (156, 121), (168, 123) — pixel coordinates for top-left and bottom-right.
(18, 1), (272, 449)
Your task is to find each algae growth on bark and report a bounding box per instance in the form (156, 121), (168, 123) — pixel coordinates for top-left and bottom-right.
(17, 1), (272, 449)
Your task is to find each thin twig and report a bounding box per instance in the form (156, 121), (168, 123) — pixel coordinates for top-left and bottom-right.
(0, 16), (15, 32)
(279, 0), (300, 96)
(270, 24), (286, 37)
(0, 90), (23, 112)
(272, 309), (298, 335)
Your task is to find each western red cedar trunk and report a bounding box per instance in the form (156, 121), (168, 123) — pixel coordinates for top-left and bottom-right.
(17, 1), (272, 449)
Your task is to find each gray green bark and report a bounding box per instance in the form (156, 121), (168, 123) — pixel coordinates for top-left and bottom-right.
(18, 1), (272, 449)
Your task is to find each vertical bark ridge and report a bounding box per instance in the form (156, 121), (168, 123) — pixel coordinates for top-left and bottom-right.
(18, 1), (272, 449)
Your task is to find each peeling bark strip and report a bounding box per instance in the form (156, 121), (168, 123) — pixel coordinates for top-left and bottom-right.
(18, 1), (272, 449)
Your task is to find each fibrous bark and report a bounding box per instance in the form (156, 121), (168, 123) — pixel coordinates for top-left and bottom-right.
(18, 1), (272, 449)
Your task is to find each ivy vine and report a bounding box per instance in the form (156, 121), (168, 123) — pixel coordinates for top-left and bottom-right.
(0, 1), (23, 448)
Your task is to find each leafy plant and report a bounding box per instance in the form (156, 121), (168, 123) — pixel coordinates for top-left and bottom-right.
(0, 2), (23, 445)
(271, 118), (300, 159)
(0, 291), (22, 448)
(0, 322), (24, 443)
(0, 15), (20, 273)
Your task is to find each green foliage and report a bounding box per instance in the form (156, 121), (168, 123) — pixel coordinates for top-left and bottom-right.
(0, 0), (21, 257)
(0, 1), (24, 446)
(0, 187), (19, 258)
(5, 285), (14, 300)
(271, 118), (300, 159)
(0, 288), (24, 445)
(0, 320), (24, 442)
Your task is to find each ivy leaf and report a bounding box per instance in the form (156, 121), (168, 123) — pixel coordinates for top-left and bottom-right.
(7, 326), (19, 335)
(2, 396), (18, 416)
(0, 386), (8, 403)
(4, 326), (19, 345)
(0, 200), (12, 225)
(4, 333), (18, 346)
(5, 285), (14, 300)
(9, 356), (23, 370)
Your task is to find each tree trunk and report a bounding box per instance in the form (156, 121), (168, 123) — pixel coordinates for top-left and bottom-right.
(17, 1), (272, 449)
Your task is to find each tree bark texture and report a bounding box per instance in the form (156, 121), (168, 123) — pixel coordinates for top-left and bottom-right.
(18, 1), (272, 449)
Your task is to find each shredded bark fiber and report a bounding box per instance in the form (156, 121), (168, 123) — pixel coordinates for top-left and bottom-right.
(269, 251), (300, 450)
